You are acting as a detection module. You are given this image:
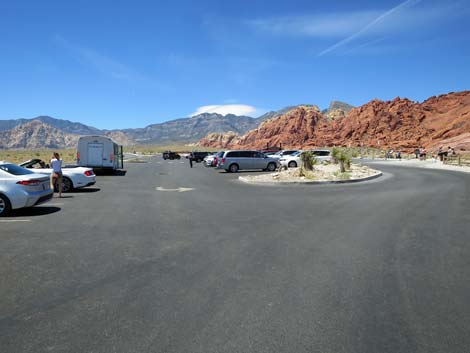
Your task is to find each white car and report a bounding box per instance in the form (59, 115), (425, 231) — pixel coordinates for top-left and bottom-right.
(0, 161), (53, 216)
(280, 149), (332, 168)
(266, 150), (300, 159)
(20, 159), (96, 192)
(204, 154), (217, 167)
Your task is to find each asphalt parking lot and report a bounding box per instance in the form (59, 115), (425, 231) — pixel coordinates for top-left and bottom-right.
(1, 157), (470, 353)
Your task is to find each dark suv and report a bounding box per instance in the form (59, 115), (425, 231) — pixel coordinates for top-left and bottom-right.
(162, 151), (181, 160)
(190, 151), (211, 163)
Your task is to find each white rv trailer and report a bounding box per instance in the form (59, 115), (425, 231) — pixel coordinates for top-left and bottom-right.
(77, 136), (123, 170)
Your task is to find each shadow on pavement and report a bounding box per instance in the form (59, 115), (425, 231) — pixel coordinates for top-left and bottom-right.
(72, 188), (101, 193)
(93, 169), (127, 176)
(8, 206), (61, 217)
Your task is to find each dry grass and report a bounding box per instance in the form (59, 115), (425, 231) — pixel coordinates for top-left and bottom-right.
(0, 149), (76, 164)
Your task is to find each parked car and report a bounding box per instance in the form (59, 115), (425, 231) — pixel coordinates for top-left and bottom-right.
(163, 151), (181, 160)
(217, 150), (279, 173)
(190, 151), (211, 163)
(19, 159), (96, 192)
(266, 150), (300, 159)
(0, 161), (53, 216)
(204, 153), (217, 167)
(204, 151), (224, 167)
(212, 151), (225, 167)
(280, 149), (332, 168)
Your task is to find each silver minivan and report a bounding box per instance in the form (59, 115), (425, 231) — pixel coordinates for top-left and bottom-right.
(217, 150), (279, 173)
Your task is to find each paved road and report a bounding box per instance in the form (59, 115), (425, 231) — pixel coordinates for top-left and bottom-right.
(1, 158), (469, 353)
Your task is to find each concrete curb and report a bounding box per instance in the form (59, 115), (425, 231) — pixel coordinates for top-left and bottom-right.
(238, 171), (383, 185)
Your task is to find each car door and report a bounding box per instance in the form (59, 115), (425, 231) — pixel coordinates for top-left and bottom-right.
(251, 151), (266, 169)
(236, 151), (250, 170)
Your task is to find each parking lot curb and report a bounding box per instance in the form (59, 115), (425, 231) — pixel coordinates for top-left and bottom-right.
(238, 171), (383, 185)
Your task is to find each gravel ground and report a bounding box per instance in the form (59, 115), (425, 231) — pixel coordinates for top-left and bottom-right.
(239, 163), (381, 183)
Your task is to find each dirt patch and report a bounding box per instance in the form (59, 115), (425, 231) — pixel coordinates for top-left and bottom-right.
(240, 163), (381, 184)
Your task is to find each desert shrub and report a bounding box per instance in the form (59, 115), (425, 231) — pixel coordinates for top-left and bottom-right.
(331, 147), (341, 164)
(300, 151), (317, 171)
(337, 150), (352, 173)
(334, 171), (351, 180)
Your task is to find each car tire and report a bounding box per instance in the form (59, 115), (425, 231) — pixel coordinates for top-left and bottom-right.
(55, 177), (73, 193)
(229, 163), (239, 173)
(288, 161), (297, 168)
(267, 162), (277, 172)
(0, 194), (11, 217)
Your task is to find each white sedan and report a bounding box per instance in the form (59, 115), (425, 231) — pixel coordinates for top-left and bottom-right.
(203, 154), (217, 167)
(0, 161), (53, 216)
(280, 149), (332, 168)
(20, 159), (96, 192)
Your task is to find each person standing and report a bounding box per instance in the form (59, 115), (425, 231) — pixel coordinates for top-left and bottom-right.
(50, 152), (63, 197)
(189, 153), (193, 168)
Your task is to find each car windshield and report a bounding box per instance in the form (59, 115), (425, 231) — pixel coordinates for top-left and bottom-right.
(0, 164), (35, 175)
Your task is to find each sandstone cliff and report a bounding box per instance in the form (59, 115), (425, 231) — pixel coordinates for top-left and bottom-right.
(198, 91), (470, 152)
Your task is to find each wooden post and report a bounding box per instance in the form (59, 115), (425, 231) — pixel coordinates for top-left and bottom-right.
(458, 155), (461, 166)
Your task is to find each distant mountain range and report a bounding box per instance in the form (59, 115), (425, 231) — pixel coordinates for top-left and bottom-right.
(1, 105), (332, 149)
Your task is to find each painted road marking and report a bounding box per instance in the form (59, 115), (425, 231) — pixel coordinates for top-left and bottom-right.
(0, 219), (31, 223)
(156, 187), (195, 193)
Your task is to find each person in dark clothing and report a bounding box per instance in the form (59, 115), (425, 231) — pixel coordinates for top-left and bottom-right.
(414, 148), (420, 159)
(189, 153), (193, 168)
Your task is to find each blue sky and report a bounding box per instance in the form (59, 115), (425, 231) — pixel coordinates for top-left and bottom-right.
(1, 0), (469, 129)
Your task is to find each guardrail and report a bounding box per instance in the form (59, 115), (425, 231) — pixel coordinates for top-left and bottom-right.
(443, 155), (470, 167)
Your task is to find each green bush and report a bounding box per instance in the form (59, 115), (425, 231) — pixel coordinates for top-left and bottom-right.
(331, 147), (341, 164)
(337, 150), (352, 173)
(300, 151), (317, 171)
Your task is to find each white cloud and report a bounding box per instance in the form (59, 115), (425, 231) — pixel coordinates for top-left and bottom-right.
(191, 104), (258, 117)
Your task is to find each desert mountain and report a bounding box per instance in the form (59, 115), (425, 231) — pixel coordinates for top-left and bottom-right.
(198, 91), (470, 152)
(324, 101), (354, 120)
(0, 116), (102, 135)
(0, 111), (272, 149)
(0, 120), (133, 149)
(118, 112), (266, 144)
(256, 104), (321, 122)
(0, 120), (80, 149)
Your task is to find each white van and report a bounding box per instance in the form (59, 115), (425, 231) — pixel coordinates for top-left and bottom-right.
(77, 136), (123, 170)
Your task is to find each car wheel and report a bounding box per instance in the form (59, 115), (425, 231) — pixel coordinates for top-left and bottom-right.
(0, 194), (11, 217)
(267, 162), (277, 172)
(229, 163), (239, 173)
(288, 161), (297, 168)
(55, 177), (73, 193)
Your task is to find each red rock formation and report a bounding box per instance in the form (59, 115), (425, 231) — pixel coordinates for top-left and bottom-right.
(197, 131), (241, 149)
(198, 91), (470, 152)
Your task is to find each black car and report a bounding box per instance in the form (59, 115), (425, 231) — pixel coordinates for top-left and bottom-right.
(162, 151), (181, 160)
(190, 151), (211, 163)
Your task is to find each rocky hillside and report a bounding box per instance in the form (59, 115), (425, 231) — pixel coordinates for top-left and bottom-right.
(0, 116), (102, 135)
(199, 91), (470, 152)
(119, 112), (265, 144)
(0, 112), (272, 148)
(0, 120), (133, 149)
(0, 120), (80, 149)
(324, 101), (354, 120)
